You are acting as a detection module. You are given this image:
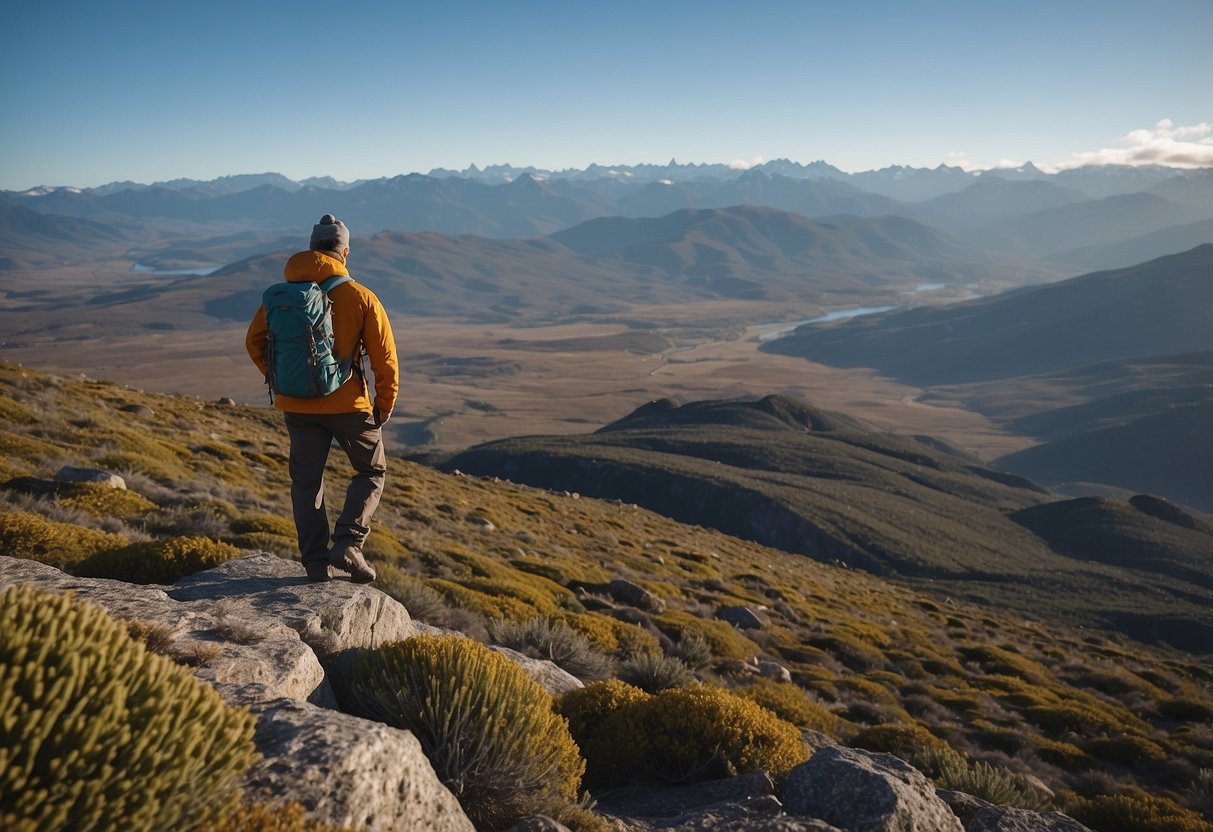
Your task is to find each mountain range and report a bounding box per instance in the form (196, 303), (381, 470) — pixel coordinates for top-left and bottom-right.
(6, 164), (1211, 271)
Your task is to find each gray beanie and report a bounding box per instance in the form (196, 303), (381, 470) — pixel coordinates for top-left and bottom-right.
(310, 214), (350, 250)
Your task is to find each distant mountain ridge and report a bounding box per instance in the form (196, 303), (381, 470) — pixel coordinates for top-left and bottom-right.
(17, 159), (1208, 202)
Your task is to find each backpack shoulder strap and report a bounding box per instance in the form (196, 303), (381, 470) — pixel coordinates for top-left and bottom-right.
(318, 275), (353, 293)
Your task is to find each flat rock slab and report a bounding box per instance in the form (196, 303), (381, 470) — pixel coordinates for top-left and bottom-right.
(169, 552), (418, 660)
(967, 806), (1094, 832)
(241, 696), (474, 832)
(0, 555), (331, 705)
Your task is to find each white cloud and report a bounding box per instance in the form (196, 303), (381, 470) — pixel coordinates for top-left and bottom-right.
(945, 151), (980, 172)
(728, 155), (765, 170)
(1050, 119), (1213, 171)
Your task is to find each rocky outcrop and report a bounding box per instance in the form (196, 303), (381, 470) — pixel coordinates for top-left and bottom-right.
(0, 553), (474, 831)
(233, 689), (474, 832)
(490, 645), (584, 694)
(967, 806), (1093, 832)
(782, 745), (964, 832)
(54, 465), (127, 489)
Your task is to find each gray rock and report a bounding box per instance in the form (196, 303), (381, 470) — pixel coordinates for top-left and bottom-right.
(782, 746), (964, 832)
(215, 397), (237, 406)
(0, 556), (332, 705)
(937, 790), (995, 827)
(717, 605), (765, 629)
(240, 696), (474, 832)
(490, 645), (584, 694)
(168, 552), (418, 661)
(596, 770), (844, 831)
(757, 660), (793, 683)
(120, 403), (156, 417)
(54, 465), (126, 489)
(608, 578), (667, 613)
(966, 806), (1094, 832)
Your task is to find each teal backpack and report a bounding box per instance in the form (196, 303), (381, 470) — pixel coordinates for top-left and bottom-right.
(262, 275), (355, 399)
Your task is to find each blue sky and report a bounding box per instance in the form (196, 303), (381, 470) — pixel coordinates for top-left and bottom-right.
(4, 0), (1211, 189)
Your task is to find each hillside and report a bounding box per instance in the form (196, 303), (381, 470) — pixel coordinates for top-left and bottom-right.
(3, 362), (1213, 830)
(763, 245), (1213, 386)
(436, 395), (1213, 651)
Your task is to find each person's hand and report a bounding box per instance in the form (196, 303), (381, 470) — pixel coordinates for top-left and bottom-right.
(374, 408), (391, 426)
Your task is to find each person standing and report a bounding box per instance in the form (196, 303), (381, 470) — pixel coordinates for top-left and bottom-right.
(246, 214), (398, 583)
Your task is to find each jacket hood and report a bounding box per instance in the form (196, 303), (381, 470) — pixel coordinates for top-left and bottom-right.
(284, 250), (349, 283)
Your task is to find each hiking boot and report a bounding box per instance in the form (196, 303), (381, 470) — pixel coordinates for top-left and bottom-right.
(305, 561), (333, 583)
(329, 541), (376, 584)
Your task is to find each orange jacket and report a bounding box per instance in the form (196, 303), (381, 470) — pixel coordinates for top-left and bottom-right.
(246, 250), (398, 416)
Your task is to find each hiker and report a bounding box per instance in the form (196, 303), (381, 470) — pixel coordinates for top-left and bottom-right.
(245, 214), (398, 584)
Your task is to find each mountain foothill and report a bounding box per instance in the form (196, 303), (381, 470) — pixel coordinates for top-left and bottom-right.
(1, 159), (1211, 660)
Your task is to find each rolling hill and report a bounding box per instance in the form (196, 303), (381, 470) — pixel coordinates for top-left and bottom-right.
(435, 394), (1213, 651)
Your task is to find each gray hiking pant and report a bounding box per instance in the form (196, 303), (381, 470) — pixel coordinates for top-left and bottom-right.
(284, 411), (387, 568)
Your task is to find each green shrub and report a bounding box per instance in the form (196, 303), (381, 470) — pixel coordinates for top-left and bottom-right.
(57, 483), (156, 519)
(733, 679), (842, 735)
(665, 629), (714, 669)
(653, 609), (758, 659)
(1160, 698), (1213, 722)
(487, 616), (613, 681)
(559, 682), (807, 787)
(201, 801), (352, 832)
(853, 722), (952, 765)
(618, 652), (697, 693)
(556, 679), (652, 743)
(936, 759), (1050, 811)
(0, 585), (257, 832)
(1064, 789), (1213, 832)
(1033, 736), (1098, 770)
(95, 450), (178, 480)
(229, 513), (296, 537)
(76, 534), (240, 583)
(1085, 735), (1168, 766)
(555, 680), (654, 787)
(343, 635), (585, 830)
(0, 509), (126, 569)
(555, 611), (661, 659)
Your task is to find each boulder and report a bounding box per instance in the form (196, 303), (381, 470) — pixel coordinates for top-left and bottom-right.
(966, 806), (1093, 832)
(782, 745), (964, 832)
(54, 465), (126, 489)
(757, 660), (794, 682)
(0, 555), (331, 705)
(717, 605), (765, 629)
(490, 645), (584, 694)
(120, 403), (156, 417)
(168, 552), (418, 662)
(607, 578), (666, 613)
(238, 695), (474, 832)
(595, 769), (844, 831)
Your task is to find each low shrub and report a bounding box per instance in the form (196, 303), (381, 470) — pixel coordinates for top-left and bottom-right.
(487, 616), (613, 681)
(0, 508), (126, 569)
(665, 629), (714, 669)
(201, 801), (352, 832)
(936, 758), (1050, 811)
(1033, 736), (1098, 770)
(733, 679), (842, 735)
(853, 722), (953, 765)
(1063, 789), (1213, 832)
(0, 585), (257, 832)
(75, 534), (240, 583)
(555, 610), (662, 659)
(57, 483), (156, 518)
(618, 652), (697, 693)
(558, 682), (807, 787)
(1160, 698), (1213, 722)
(343, 635), (585, 831)
(1085, 735), (1168, 767)
(653, 609), (758, 660)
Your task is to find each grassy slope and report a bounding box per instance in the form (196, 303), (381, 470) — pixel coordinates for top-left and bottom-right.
(438, 395), (1213, 650)
(1, 361), (1212, 822)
